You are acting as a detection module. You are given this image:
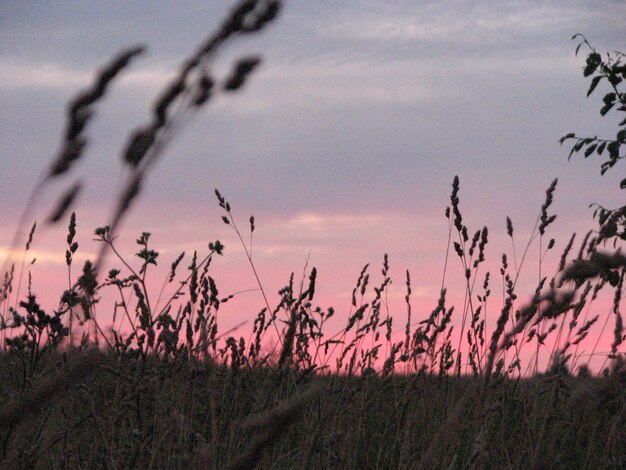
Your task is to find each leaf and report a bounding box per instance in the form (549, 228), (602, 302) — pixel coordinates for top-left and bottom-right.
(607, 140), (620, 157)
(559, 133), (575, 144)
(596, 141), (607, 155)
(587, 75), (603, 97)
(602, 92), (616, 105)
(620, 178), (626, 190)
(617, 129), (626, 142)
(583, 52), (601, 77)
(608, 74), (622, 86)
(574, 39), (584, 56)
(600, 102), (615, 116)
(584, 144), (597, 157)
(568, 144), (578, 160)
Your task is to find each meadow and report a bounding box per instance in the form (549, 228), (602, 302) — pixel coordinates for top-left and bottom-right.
(1, 1), (624, 468)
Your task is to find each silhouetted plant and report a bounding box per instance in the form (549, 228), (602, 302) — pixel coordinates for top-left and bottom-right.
(560, 34), (625, 245)
(0, 14), (625, 470)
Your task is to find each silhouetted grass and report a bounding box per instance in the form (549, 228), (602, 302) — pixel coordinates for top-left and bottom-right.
(0, 3), (624, 469)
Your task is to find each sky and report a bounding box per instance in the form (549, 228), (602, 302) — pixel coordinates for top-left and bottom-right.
(1, 1), (624, 371)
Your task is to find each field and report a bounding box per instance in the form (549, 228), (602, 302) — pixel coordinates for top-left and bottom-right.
(1, 1), (624, 468)
(0, 350), (625, 469)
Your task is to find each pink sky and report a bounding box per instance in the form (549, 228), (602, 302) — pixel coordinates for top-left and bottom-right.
(1, 0), (623, 374)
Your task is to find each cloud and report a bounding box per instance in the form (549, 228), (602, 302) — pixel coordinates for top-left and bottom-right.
(284, 212), (387, 232)
(0, 61), (90, 90)
(0, 246), (94, 266)
(326, 1), (614, 48)
(0, 59), (174, 91)
(214, 212), (392, 257)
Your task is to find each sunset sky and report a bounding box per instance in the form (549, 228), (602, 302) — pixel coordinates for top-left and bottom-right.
(1, 1), (623, 370)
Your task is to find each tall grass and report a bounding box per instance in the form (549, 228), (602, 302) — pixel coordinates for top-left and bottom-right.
(0, 3), (624, 468)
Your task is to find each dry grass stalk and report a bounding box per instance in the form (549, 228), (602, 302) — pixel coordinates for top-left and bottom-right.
(226, 383), (321, 470)
(0, 350), (101, 428)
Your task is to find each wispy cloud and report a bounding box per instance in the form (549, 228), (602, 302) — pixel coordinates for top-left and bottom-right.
(284, 212), (387, 232)
(0, 61), (90, 90)
(0, 247), (93, 266)
(0, 59), (173, 91)
(327, 1), (613, 48)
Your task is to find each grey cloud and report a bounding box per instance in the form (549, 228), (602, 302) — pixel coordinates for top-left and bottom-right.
(1, 0), (623, 242)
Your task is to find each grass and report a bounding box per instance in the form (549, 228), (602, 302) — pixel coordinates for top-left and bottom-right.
(0, 1), (625, 468)
(0, 350), (624, 468)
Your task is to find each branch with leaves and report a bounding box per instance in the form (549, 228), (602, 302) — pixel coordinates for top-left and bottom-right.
(560, 34), (625, 184)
